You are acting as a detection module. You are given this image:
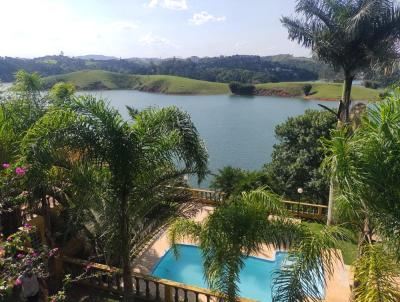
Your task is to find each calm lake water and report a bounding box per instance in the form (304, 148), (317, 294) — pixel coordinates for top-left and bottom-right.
(78, 90), (337, 187)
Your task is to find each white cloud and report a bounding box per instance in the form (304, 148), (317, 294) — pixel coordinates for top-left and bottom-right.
(189, 11), (226, 25)
(140, 33), (179, 48)
(146, 0), (188, 10)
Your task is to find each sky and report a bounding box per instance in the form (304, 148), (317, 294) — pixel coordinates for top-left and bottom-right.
(0, 0), (311, 58)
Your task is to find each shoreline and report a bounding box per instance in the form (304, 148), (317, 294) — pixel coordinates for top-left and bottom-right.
(77, 87), (375, 102)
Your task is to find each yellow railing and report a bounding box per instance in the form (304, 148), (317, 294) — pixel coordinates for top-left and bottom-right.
(61, 256), (256, 302)
(175, 187), (226, 204)
(179, 187), (328, 221)
(281, 200), (328, 220)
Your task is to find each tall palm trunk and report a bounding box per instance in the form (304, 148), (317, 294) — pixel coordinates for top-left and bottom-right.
(327, 72), (354, 225)
(339, 73), (354, 125)
(120, 196), (134, 301)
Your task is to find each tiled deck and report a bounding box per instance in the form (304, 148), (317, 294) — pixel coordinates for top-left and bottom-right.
(132, 204), (352, 302)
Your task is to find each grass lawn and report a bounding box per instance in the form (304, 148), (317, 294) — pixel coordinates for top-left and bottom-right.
(43, 70), (229, 95)
(136, 74), (229, 95)
(256, 82), (381, 101)
(302, 221), (358, 265)
(44, 71), (381, 101)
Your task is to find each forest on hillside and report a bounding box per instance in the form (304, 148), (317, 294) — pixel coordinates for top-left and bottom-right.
(0, 54), (338, 83)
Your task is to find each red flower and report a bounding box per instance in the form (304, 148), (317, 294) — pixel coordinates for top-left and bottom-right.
(2, 163), (10, 169)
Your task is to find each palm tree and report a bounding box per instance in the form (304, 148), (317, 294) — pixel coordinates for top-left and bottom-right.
(282, 0), (400, 123)
(322, 90), (400, 300)
(282, 0), (400, 225)
(169, 189), (346, 302)
(23, 96), (208, 300)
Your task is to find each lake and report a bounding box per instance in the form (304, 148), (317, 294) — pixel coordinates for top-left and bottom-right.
(78, 90), (337, 187)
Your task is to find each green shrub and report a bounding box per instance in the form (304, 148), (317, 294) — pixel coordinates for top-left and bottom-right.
(210, 166), (267, 197)
(229, 82), (255, 95)
(363, 80), (380, 89)
(302, 84), (313, 96)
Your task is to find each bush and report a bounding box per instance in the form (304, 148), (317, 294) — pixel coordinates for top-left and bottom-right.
(363, 80), (380, 89)
(302, 84), (313, 96)
(210, 166), (267, 197)
(263, 110), (336, 204)
(229, 82), (255, 95)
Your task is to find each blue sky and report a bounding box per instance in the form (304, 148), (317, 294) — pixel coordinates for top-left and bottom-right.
(0, 0), (310, 58)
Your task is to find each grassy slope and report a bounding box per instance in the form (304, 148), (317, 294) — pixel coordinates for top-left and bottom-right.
(43, 70), (229, 95)
(256, 82), (380, 101)
(44, 70), (380, 100)
(302, 221), (358, 265)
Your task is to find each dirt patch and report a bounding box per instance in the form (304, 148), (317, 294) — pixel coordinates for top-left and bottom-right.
(254, 88), (299, 98)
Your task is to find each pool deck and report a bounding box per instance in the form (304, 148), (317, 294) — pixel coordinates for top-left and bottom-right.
(132, 204), (353, 302)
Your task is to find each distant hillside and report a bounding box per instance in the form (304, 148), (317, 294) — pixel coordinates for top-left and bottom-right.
(43, 70), (230, 95)
(43, 70), (379, 101)
(0, 54), (329, 83)
(75, 55), (119, 60)
(255, 82), (380, 101)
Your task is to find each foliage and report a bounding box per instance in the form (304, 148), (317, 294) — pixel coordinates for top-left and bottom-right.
(322, 89), (400, 300)
(0, 55), (321, 84)
(282, 0), (400, 122)
(0, 227), (58, 299)
(265, 110), (336, 203)
(323, 90), (400, 255)
(302, 84), (312, 96)
(23, 96), (208, 299)
(169, 189), (345, 302)
(210, 166), (268, 197)
(362, 80), (379, 89)
(49, 82), (76, 105)
(0, 161), (27, 211)
(12, 70), (42, 98)
(302, 222), (358, 265)
(228, 82), (255, 95)
(353, 244), (400, 302)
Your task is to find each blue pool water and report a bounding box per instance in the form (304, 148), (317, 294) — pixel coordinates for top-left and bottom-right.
(152, 244), (324, 302)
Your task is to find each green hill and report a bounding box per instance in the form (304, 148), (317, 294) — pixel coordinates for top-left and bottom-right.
(43, 70), (230, 95)
(255, 82), (380, 101)
(43, 70), (381, 101)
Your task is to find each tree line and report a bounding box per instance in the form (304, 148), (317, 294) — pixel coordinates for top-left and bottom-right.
(0, 54), (327, 83)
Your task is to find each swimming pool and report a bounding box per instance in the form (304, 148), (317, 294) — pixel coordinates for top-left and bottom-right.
(152, 244), (324, 302)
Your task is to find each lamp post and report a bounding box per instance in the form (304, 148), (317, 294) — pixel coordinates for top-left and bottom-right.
(297, 187), (303, 215)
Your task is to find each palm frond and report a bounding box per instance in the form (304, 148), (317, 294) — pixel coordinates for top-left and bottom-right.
(168, 218), (202, 257)
(281, 17), (314, 48)
(272, 225), (345, 302)
(354, 243), (400, 302)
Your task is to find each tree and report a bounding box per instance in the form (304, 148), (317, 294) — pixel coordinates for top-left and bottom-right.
(282, 0), (400, 224)
(302, 84), (312, 96)
(12, 70), (42, 102)
(169, 189), (345, 302)
(49, 82), (76, 105)
(210, 166), (267, 197)
(24, 96), (208, 300)
(322, 90), (400, 300)
(282, 0), (400, 124)
(228, 82), (255, 95)
(265, 109), (336, 203)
